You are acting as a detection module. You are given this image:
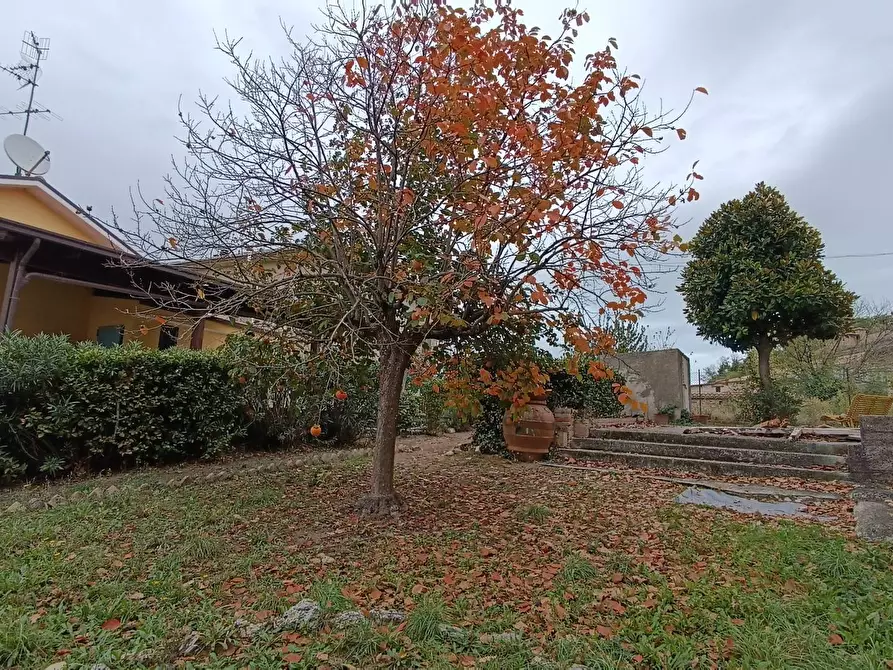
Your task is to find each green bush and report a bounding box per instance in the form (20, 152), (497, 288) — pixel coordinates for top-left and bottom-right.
(471, 394), (508, 455)
(0, 332), (244, 479)
(418, 379), (447, 434)
(397, 387), (423, 434)
(736, 384), (802, 423)
(220, 335), (379, 447)
(548, 365), (625, 418)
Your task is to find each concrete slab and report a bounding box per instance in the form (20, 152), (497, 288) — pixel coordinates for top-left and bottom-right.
(676, 487), (834, 522)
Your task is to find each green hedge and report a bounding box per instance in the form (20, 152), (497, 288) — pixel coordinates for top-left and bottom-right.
(0, 332), (438, 484)
(0, 332), (243, 482)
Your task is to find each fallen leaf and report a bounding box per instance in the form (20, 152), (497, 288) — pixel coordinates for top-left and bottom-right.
(828, 633), (844, 645)
(411, 583), (425, 595)
(101, 618), (121, 631)
(283, 653), (303, 663)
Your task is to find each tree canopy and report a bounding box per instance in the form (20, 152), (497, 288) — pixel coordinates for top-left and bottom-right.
(678, 182), (855, 389)
(116, 0), (702, 512)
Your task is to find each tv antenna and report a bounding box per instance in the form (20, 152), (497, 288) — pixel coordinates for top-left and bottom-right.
(1, 32), (60, 174)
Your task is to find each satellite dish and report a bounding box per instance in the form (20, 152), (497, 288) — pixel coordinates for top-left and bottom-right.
(3, 134), (51, 176)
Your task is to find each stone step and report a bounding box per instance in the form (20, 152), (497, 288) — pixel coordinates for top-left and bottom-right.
(559, 448), (850, 482)
(574, 438), (847, 468)
(588, 428), (848, 456)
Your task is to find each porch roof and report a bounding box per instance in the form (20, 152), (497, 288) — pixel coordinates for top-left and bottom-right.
(0, 216), (259, 319)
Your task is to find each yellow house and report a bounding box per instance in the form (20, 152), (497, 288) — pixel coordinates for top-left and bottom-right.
(0, 175), (245, 349)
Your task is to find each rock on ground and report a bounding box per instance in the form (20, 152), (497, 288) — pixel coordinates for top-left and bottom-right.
(272, 599), (322, 632)
(332, 610), (367, 628)
(370, 609), (405, 624)
(178, 630), (202, 655)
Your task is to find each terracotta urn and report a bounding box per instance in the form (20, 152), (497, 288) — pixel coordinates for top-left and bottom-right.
(503, 393), (555, 462)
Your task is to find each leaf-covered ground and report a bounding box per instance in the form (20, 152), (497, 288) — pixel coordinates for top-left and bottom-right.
(2, 433), (892, 669)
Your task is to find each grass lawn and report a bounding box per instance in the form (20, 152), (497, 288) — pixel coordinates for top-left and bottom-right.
(1, 435), (892, 669)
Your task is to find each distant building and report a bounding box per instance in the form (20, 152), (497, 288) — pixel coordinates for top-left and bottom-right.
(691, 376), (748, 397)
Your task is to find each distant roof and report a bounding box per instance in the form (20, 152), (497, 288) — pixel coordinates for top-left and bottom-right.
(0, 174), (133, 252)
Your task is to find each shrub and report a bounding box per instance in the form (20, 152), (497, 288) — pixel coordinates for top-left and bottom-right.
(0, 332), (244, 479)
(472, 395), (508, 455)
(397, 387), (424, 434)
(0, 333), (74, 475)
(548, 361), (625, 419)
(736, 384), (801, 423)
(221, 334), (378, 447)
(418, 379), (447, 434)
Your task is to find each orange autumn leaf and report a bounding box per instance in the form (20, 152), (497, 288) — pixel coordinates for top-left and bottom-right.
(695, 86), (709, 95)
(154, 315), (167, 325)
(101, 618), (122, 631)
(676, 128), (687, 140)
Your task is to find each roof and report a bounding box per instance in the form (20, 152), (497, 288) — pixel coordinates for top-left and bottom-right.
(0, 174), (133, 252)
(0, 216), (261, 320)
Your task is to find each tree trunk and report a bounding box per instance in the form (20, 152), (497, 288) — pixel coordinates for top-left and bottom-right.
(757, 337), (772, 391)
(358, 341), (413, 515)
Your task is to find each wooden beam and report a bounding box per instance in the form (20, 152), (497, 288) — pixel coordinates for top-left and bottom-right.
(189, 317), (206, 350)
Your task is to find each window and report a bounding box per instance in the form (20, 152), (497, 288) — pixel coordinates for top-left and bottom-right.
(96, 325), (124, 348)
(158, 325), (180, 350)
(714, 386), (722, 393)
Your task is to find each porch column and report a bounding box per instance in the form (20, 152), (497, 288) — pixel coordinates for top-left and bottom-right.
(0, 239), (40, 331)
(189, 317), (206, 350)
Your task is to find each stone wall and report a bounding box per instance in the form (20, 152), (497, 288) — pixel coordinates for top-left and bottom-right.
(852, 416), (893, 484)
(690, 394), (740, 424)
(603, 349), (691, 420)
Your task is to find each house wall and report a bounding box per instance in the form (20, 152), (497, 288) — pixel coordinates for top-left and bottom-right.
(204, 319), (242, 349)
(85, 296), (161, 347)
(10, 276), (93, 341)
(0, 187), (112, 248)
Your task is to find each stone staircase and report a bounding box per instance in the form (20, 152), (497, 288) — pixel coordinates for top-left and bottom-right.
(560, 428), (850, 481)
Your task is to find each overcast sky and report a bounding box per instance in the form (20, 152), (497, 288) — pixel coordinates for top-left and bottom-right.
(2, 0), (891, 375)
